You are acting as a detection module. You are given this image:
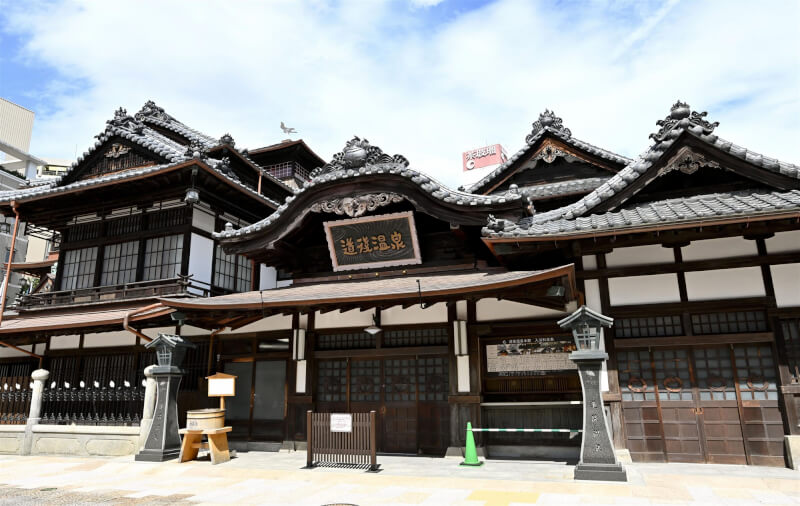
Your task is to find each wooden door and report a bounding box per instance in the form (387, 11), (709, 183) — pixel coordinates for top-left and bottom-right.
(416, 356), (450, 455)
(652, 349), (704, 463)
(251, 360), (287, 442)
(618, 350), (666, 462)
(733, 344), (785, 467)
(692, 347), (747, 465)
(349, 359), (382, 447)
(222, 361), (254, 440)
(382, 358), (418, 454)
(315, 359), (347, 414)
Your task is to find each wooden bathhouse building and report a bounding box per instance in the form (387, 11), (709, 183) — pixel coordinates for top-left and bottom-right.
(1, 100), (799, 468)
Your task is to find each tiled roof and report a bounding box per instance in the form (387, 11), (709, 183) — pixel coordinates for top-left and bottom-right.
(214, 136), (525, 240)
(468, 110), (631, 194)
(161, 266), (574, 310)
(521, 177), (610, 201)
(135, 100), (218, 149)
(484, 101), (800, 238)
(485, 189), (800, 238)
(0, 303), (172, 335)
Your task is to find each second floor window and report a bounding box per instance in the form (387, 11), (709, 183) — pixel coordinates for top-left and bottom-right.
(143, 234), (183, 281)
(101, 240), (139, 285)
(61, 247), (98, 290)
(213, 245), (252, 292)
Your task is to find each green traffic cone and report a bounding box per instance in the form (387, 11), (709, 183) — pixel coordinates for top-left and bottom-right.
(460, 421), (483, 466)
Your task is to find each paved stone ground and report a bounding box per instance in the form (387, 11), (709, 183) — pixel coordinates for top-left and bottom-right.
(0, 452), (798, 505)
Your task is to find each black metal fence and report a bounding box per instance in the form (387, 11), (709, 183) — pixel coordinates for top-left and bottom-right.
(306, 411), (377, 471)
(0, 361), (35, 424)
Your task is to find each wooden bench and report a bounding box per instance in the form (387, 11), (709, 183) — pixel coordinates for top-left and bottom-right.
(179, 426), (232, 465)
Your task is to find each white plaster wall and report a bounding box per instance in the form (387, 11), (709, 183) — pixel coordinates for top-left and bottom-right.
(766, 230), (800, 254)
(682, 237), (757, 262)
(608, 274), (681, 306)
(277, 279), (293, 288)
(142, 326), (179, 339)
(685, 267), (765, 301)
(381, 303), (447, 325)
(0, 344), (32, 358)
(225, 314), (292, 334)
(606, 244), (675, 268)
(315, 309), (374, 329)
(582, 255), (597, 270)
(34, 343), (46, 355)
(191, 206), (216, 233)
(49, 335), (80, 350)
(584, 279), (602, 312)
(188, 234), (214, 287)
(82, 331), (137, 348)
(771, 263), (800, 307)
(181, 325), (210, 336)
(260, 266), (277, 290)
(475, 299), (564, 321)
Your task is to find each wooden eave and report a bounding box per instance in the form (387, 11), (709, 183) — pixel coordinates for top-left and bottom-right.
(247, 139), (325, 169)
(207, 145), (294, 200)
(481, 135), (625, 195)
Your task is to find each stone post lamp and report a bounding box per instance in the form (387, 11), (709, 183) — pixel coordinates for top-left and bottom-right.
(135, 333), (195, 462)
(558, 306), (627, 482)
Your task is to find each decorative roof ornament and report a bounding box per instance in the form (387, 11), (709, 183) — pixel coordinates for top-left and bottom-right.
(526, 110), (571, 144)
(310, 136), (409, 178)
(216, 156), (239, 181)
(219, 133), (235, 147)
(310, 193), (404, 218)
(107, 107), (145, 134)
(649, 100), (719, 143)
(135, 100), (173, 122)
(184, 141), (207, 159)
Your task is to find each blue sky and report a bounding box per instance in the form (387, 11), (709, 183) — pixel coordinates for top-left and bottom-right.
(1, 0), (798, 187)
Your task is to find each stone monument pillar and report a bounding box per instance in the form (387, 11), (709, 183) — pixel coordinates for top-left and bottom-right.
(22, 369), (49, 455)
(135, 334), (195, 462)
(138, 365), (157, 451)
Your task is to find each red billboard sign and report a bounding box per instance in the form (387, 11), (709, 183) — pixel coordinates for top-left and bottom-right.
(462, 144), (507, 171)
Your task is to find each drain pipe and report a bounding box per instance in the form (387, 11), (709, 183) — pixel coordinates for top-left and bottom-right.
(207, 327), (226, 376)
(0, 339), (43, 368)
(123, 303), (168, 343)
(0, 202), (21, 327)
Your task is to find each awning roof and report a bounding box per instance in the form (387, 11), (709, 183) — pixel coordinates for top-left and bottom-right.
(161, 266), (575, 313)
(0, 303), (173, 336)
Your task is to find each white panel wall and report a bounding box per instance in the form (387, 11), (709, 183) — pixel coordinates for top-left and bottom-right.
(685, 267), (765, 301)
(83, 331), (137, 348)
(475, 299), (564, 321)
(766, 231), (800, 254)
(682, 237), (758, 261)
(584, 280), (602, 312)
(49, 335), (81, 350)
(188, 233), (214, 287)
(381, 303), (447, 325)
(226, 314), (292, 334)
(606, 244), (675, 268)
(608, 274), (681, 306)
(771, 263), (800, 307)
(191, 206), (216, 233)
(315, 309), (374, 329)
(143, 326), (180, 339)
(260, 265), (277, 290)
(277, 279), (293, 288)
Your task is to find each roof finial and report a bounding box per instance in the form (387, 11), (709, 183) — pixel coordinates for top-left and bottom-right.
(650, 100), (719, 142)
(219, 133), (235, 147)
(526, 110), (571, 144)
(309, 136), (409, 178)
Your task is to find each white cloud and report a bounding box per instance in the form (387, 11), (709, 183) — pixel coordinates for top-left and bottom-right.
(2, 0), (798, 189)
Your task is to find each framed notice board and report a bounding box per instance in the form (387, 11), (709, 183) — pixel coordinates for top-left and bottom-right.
(323, 211), (422, 272)
(484, 336), (577, 377)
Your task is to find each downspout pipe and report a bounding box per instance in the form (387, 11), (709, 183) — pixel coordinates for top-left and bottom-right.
(207, 327), (226, 376)
(0, 339), (43, 368)
(123, 303), (167, 343)
(0, 202), (21, 327)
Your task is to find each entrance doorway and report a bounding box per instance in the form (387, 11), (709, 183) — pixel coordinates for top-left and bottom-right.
(316, 355), (449, 454)
(223, 359), (287, 442)
(619, 344), (785, 466)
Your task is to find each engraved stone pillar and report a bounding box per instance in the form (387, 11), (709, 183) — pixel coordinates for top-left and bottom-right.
(135, 334), (195, 462)
(22, 369), (49, 455)
(571, 351), (627, 482)
(138, 365), (157, 450)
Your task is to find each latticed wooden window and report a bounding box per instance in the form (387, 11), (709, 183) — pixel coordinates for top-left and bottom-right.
(617, 350), (656, 402)
(350, 360), (380, 402)
(652, 349), (693, 401)
(316, 332), (375, 350)
(142, 234), (183, 280)
(105, 215), (142, 237)
(781, 319), (800, 381)
(213, 245), (252, 292)
(615, 316), (683, 338)
(417, 357), (448, 402)
(383, 328), (449, 347)
(385, 359), (415, 402)
(101, 241), (139, 285)
(61, 247), (98, 290)
(66, 221), (101, 242)
(317, 360), (346, 402)
(735, 345), (778, 401)
(691, 311), (767, 335)
(694, 347), (737, 401)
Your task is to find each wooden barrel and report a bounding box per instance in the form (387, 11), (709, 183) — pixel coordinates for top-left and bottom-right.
(186, 408), (225, 430)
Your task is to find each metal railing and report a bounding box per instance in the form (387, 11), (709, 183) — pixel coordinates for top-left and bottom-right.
(14, 275), (220, 310)
(306, 411), (377, 471)
(0, 376), (32, 424)
(40, 384), (145, 426)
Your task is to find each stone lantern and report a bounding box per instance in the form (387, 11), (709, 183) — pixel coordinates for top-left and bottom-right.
(135, 333), (195, 462)
(558, 306), (627, 482)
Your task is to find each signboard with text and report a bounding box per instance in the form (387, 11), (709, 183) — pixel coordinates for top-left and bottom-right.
(485, 336), (577, 377)
(462, 143), (507, 171)
(323, 211), (422, 272)
(330, 413), (353, 432)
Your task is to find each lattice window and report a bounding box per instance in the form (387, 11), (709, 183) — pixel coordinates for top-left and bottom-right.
(142, 234), (183, 281)
(417, 357), (448, 401)
(694, 347), (737, 401)
(350, 360), (380, 402)
(105, 215), (142, 237)
(615, 316), (683, 338)
(61, 247), (98, 290)
(691, 311), (767, 335)
(148, 207), (189, 231)
(383, 328), (449, 347)
(317, 360), (346, 402)
(781, 319), (800, 381)
(213, 245), (252, 292)
(101, 241), (139, 285)
(734, 344), (778, 401)
(66, 222), (102, 242)
(385, 358), (415, 402)
(617, 350), (656, 402)
(316, 332), (375, 350)
(652, 349), (693, 401)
